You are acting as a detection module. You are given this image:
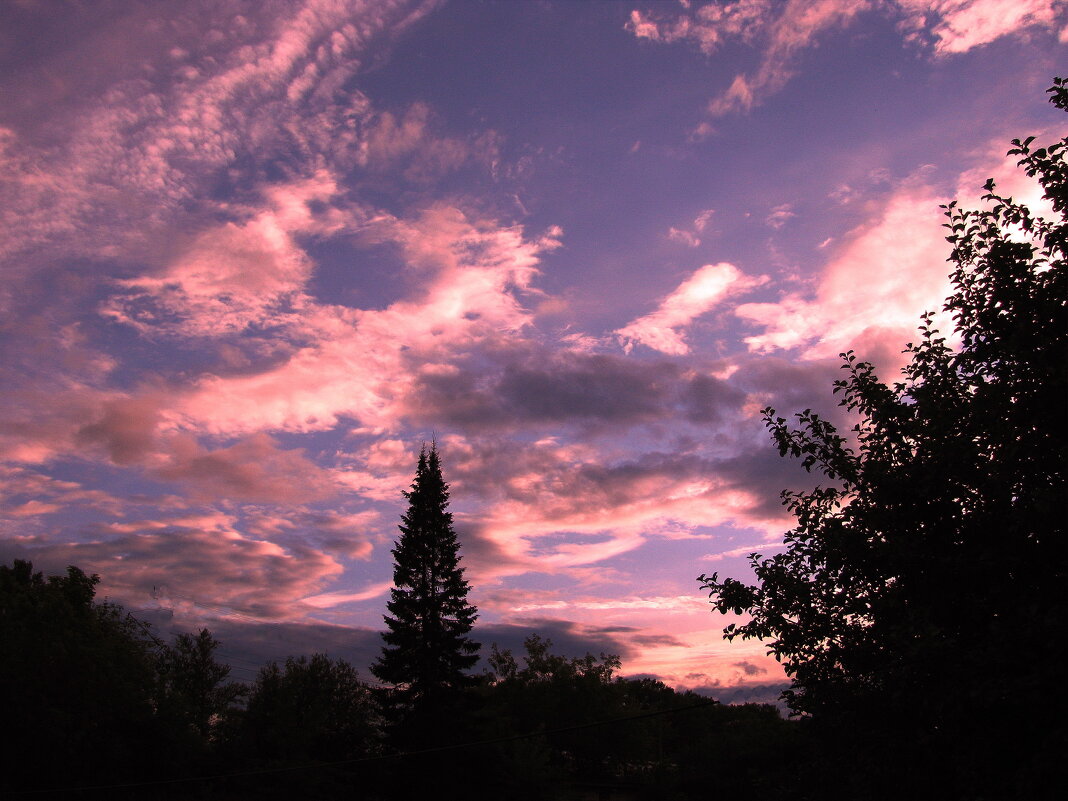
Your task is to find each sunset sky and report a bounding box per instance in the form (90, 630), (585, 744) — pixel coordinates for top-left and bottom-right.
(1, 0), (1064, 698)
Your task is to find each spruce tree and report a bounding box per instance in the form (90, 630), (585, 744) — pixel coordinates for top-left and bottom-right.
(372, 444), (479, 706)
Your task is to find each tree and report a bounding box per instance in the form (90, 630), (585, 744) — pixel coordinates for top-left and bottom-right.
(234, 654), (381, 800)
(0, 560), (173, 791)
(699, 80), (1067, 799)
(242, 654), (379, 762)
(478, 636), (800, 799)
(372, 443), (480, 708)
(157, 628), (245, 741)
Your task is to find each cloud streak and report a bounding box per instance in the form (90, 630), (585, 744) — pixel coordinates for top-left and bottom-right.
(627, 0), (1064, 116)
(736, 177), (953, 365)
(617, 263), (765, 355)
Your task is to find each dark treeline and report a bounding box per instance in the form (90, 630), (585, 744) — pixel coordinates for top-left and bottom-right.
(4, 81), (1064, 801)
(0, 558), (799, 800)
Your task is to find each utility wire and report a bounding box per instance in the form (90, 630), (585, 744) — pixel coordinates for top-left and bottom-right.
(10, 699), (719, 796)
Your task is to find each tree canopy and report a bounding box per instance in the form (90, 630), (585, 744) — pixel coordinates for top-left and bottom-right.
(699, 79), (1067, 799)
(242, 653), (379, 762)
(0, 560), (244, 793)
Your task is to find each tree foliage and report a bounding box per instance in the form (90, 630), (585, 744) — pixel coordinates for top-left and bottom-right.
(157, 627), (245, 741)
(0, 555), (803, 799)
(372, 444), (480, 705)
(477, 635), (799, 800)
(0, 560), (190, 791)
(241, 653), (379, 763)
(699, 80), (1067, 797)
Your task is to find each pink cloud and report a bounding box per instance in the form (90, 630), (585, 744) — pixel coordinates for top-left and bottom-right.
(953, 124), (1063, 221)
(707, 0), (872, 116)
(0, 386), (102, 464)
(895, 0), (1064, 54)
(738, 127), (1063, 373)
(173, 208), (561, 436)
(616, 262), (766, 355)
(300, 580), (394, 608)
(737, 177), (953, 365)
(76, 394), (164, 465)
(765, 203), (795, 229)
(19, 517), (345, 621)
(7, 500), (62, 518)
(0, 467), (125, 521)
(629, 1), (1061, 118)
(243, 509), (379, 560)
(486, 587), (785, 690)
(461, 461), (789, 587)
(626, 2), (773, 54)
(628, 1), (872, 116)
(511, 594), (709, 614)
(667, 208), (715, 247)
(609, 608), (786, 688)
(102, 172), (348, 337)
(702, 541), (786, 561)
(357, 101), (499, 181)
(0, 316), (127, 465)
(407, 425), (809, 593)
(156, 432), (340, 504)
(0, 1), (434, 271)
(668, 227), (702, 247)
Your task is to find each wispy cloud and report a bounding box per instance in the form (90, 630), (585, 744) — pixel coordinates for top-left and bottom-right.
(616, 263), (766, 355)
(1, 0), (1059, 689)
(0, 515), (345, 621)
(737, 176), (952, 365)
(628, 0), (872, 116)
(0, 1), (438, 272)
(102, 172), (348, 337)
(668, 208), (715, 247)
(765, 203), (795, 230)
(156, 432), (341, 504)
(172, 208), (561, 437)
(627, 0), (1064, 117)
(895, 0), (1065, 54)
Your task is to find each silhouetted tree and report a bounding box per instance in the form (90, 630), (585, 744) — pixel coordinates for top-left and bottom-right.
(484, 634), (623, 790)
(699, 80), (1067, 799)
(0, 560), (172, 793)
(478, 635), (800, 800)
(228, 653), (381, 800)
(372, 444), (479, 710)
(157, 627), (244, 741)
(242, 653), (379, 762)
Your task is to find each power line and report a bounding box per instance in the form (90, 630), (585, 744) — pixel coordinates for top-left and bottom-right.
(10, 699), (719, 796)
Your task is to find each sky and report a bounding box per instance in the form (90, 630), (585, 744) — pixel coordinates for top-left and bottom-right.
(1, 0), (1064, 699)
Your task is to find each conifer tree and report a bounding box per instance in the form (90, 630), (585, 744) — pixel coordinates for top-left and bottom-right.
(372, 444), (479, 706)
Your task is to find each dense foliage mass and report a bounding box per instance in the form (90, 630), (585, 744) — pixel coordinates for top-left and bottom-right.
(700, 79), (1067, 799)
(0, 560), (243, 795)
